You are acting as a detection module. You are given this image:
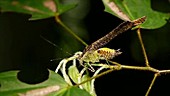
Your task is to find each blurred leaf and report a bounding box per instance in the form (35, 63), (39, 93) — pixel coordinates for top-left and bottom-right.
(55, 0), (77, 16)
(0, 0), (77, 20)
(81, 75), (92, 95)
(68, 65), (79, 84)
(0, 70), (67, 96)
(102, 0), (170, 29)
(50, 86), (91, 96)
(0, 70), (91, 96)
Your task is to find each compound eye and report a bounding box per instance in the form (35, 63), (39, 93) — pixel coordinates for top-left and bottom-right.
(97, 50), (101, 53)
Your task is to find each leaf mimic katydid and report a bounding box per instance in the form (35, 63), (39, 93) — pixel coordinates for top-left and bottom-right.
(77, 16), (147, 72)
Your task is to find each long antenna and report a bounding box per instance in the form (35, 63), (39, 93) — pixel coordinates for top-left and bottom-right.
(40, 35), (72, 56)
(82, 16), (146, 54)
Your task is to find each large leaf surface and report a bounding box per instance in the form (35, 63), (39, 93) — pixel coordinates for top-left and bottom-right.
(0, 70), (91, 96)
(0, 0), (76, 20)
(102, 0), (170, 29)
(49, 86), (91, 96)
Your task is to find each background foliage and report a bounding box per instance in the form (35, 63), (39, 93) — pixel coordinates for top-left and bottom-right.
(0, 0), (170, 96)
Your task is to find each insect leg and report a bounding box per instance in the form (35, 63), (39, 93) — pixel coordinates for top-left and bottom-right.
(55, 59), (66, 73)
(86, 62), (95, 72)
(60, 59), (73, 85)
(78, 68), (87, 89)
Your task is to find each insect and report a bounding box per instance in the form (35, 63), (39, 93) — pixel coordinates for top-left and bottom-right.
(77, 16), (147, 71)
(55, 16), (146, 73)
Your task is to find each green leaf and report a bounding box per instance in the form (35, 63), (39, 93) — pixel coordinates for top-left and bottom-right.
(55, 0), (77, 16)
(0, 70), (67, 96)
(102, 0), (170, 29)
(81, 75), (92, 95)
(68, 65), (80, 84)
(0, 70), (91, 96)
(0, 0), (77, 20)
(50, 86), (91, 96)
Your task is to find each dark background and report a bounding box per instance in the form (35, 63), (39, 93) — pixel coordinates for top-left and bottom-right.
(0, 0), (170, 96)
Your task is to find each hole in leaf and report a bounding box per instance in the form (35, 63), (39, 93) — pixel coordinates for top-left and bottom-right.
(17, 68), (49, 84)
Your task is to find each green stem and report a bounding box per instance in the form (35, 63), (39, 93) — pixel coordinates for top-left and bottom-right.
(145, 73), (159, 96)
(55, 14), (88, 46)
(75, 68), (115, 87)
(137, 28), (150, 67)
(121, 65), (159, 72)
(159, 70), (170, 74)
(109, 61), (158, 72)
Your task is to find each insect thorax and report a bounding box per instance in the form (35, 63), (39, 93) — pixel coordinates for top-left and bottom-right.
(79, 50), (100, 63)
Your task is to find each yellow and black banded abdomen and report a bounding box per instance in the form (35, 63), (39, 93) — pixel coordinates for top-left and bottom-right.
(96, 48), (122, 60)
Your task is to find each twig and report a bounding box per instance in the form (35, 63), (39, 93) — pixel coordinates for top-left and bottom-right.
(54, 14), (88, 46)
(137, 28), (150, 67)
(145, 73), (159, 96)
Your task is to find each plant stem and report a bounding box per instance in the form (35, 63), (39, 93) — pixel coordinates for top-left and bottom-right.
(121, 65), (159, 72)
(145, 73), (159, 96)
(159, 70), (170, 74)
(75, 68), (115, 87)
(55, 14), (88, 46)
(137, 28), (150, 67)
